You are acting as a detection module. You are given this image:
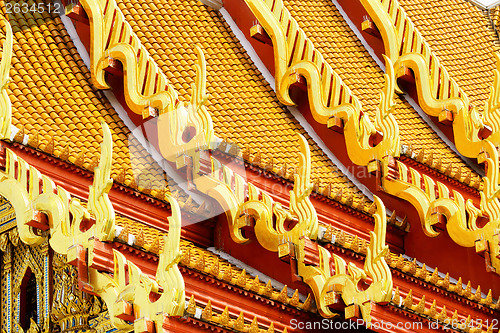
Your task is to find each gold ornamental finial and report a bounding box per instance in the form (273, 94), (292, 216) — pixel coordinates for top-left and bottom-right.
(0, 17), (12, 140)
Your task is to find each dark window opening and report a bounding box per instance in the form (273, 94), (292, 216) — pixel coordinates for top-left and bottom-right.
(19, 268), (38, 330)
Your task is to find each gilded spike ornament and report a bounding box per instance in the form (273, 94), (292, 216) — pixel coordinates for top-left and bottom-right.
(88, 194), (185, 330)
(0, 122), (115, 253)
(78, 0), (178, 117)
(0, 17), (12, 140)
(88, 121), (115, 242)
(360, 0), (500, 158)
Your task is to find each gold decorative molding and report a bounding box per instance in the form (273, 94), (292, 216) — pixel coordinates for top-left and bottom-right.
(79, 0), (215, 182)
(311, 196), (392, 326)
(88, 194), (185, 331)
(360, 0), (500, 158)
(78, 0), (178, 118)
(88, 120), (115, 241)
(0, 17), (12, 140)
(243, 0), (400, 166)
(196, 134), (392, 325)
(0, 140), (186, 330)
(0, 122), (115, 253)
(381, 141), (500, 272)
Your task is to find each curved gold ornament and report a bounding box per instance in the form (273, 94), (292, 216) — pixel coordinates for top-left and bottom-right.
(0, 16), (12, 139)
(322, 196), (393, 326)
(381, 141), (500, 271)
(196, 134), (392, 324)
(88, 120), (115, 241)
(79, 0), (178, 117)
(243, 0), (400, 166)
(359, 0), (500, 271)
(360, 0), (500, 158)
(89, 194), (185, 330)
(0, 122), (115, 253)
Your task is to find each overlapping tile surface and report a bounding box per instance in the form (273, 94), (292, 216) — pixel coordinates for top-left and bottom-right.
(0, 2), (183, 197)
(282, 0), (479, 181)
(399, 0), (498, 108)
(116, 0), (368, 205)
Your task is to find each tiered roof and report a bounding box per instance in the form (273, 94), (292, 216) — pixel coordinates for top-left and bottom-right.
(283, 0), (480, 181)
(399, 0), (499, 106)
(1, 0), (499, 331)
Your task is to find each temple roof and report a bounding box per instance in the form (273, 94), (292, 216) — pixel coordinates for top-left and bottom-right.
(283, 0), (481, 182)
(1, 0), (375, 211)
(3, 11), (186, 198)
(1, 0), (500, 330)
(399, 0), (499, 107)
(115, 0), (369, 206)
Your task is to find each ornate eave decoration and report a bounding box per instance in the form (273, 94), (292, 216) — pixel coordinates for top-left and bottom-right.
(243, 0), (400, 167)
(356, 0), (500, 272)
(196, 134), (393, 326)
(0, 122), (186, 331)
(0, 17), (12, 140)
(237, 0), (500, 275)
(360, 0), (500, 158)
(61, 0), (393, 325)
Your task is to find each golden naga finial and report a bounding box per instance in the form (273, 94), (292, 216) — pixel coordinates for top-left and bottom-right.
(207, 133), (318, 250)
(158, 45), (215, 176)
(88, 121), (115, 241)
(0, 17), (12, 140)
(89, 195), (185, 330)
(0, 121), (115, 254)
(243, 0), (400, 166)
(289, 134), (318, 239)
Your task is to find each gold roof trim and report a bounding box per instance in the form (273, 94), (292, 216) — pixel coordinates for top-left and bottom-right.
(321, 224), (500, 311)
(391, 286), (499, 331)
(0, 16), (12, 140)
(79, 0), (177, 117)
(114, 214), (313, 310)
(382, 141), (500, 274)
(186, 295), (288, 333)
(360, 0), (500, 159)
(244, 0), (400, 167)
(0, 122), (115, 251)
(197, 134), (392, 326)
